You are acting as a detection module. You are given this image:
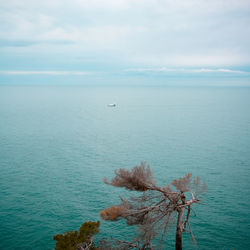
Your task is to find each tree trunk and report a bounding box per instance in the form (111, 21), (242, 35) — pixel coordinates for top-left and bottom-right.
(175, 206), (185, 250)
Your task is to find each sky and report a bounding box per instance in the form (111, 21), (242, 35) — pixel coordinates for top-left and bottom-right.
(0, 0), (250, 85)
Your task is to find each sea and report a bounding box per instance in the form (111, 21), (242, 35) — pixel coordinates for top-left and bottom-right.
(0, 85), (249, 249)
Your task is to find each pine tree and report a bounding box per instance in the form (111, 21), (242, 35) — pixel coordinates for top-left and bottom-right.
(100, 162), (206, 250)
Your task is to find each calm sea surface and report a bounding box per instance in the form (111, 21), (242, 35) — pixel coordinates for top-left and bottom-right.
(0, 85), (250, 249)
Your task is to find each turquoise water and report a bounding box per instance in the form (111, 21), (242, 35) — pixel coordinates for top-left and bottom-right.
(0, 85), (250, 249)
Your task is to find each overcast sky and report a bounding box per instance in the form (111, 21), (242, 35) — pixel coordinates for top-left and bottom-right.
(0, 0), (250, 81)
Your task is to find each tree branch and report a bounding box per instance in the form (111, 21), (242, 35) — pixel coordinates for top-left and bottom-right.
(183, 205), (191, 230)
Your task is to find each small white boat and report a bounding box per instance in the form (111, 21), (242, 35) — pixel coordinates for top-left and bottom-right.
(107, 103), (116, 107)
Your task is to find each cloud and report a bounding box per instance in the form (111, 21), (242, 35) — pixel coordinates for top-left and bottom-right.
(75, 0), (131, 10)
(0, 40), (36, 47)
(193, 68), (246, 74)
(0, 71), (91, 75)
(0, 0), (250, 69)
(0, 39), (73, 47)
(0, 68), (247, 76)
(124, 68), (248, 74)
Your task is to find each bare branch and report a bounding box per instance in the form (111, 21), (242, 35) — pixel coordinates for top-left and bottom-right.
(183, 205), (191, 230)
(192, 176), (207, 197)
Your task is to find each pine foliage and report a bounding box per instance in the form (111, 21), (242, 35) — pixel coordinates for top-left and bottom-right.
(104, 162), (155, 191)
(172, 173), (192, 192)
(53, 221), (100, 250)
(100, 206), (126, 221)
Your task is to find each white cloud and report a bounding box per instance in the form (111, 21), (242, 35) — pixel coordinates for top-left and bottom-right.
(19, 0), (250, 12)
(165, 53), (250, 67)
(75, 0), (156, 10)
(125, 50), (250, 67)
(0, 71), (91, 75)
(0, 0), (250, 68)
(193, 68), (246, 74)
(124, 67), (248, 74)
(75, 0), (130, 10)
